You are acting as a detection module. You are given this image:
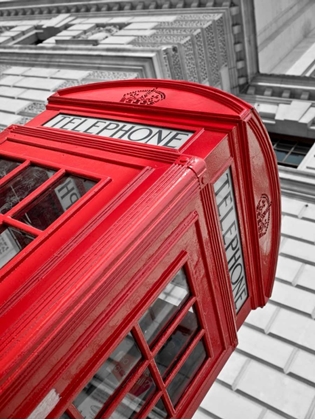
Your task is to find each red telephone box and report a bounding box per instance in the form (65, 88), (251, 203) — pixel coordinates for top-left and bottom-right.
(0, 79), (280, 419)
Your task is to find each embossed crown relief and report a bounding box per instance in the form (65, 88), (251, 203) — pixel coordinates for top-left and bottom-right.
(120, 88), (166, 106)
(256, 194), (272, 239)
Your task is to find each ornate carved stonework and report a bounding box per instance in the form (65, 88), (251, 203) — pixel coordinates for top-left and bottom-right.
(256, 194), (272, 239)
(204, 22), (220, 86)
(157, 17), (221, 86)
(17, 116), (32, 126)
(86, 71), (139, 80)
(133, 33), (198, 82)
(120, 88), (165, 105)
(194, 30), (208, 84)
(162, 50), (173, 79)
(170, 46), (185, 80)
(182, 36), (198, 82)
(57, 80), (90, 89)
(154, 27), (207, 84)
(77, 25), (120, 40)
(216, 15), (228, 66)
(23, 103), (46, 116)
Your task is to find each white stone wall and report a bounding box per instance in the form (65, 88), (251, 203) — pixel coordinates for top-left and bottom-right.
(254, 0), (315, 73)
(196, 192), (315, 419)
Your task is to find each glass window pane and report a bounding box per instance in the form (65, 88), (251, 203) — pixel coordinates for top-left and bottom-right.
(294, 145), (310, 153)
(155, 307), (199, 378)
(0, 165), (55, 214)
(147, 399), (168, 419)
(0, 226), (35, 268)
(0, 157), (21, 179)
(284, 153), (304, 166)
(59, 412), (71, 419)
(167, 340), (207, 407)
(274, 150), (287, 162)
(110, 369), (156, 419)
(14, 175), (97, 230)
(73, 333), (142, 419)
(139, 268), (190, 347)
(274, 141), (293, 151)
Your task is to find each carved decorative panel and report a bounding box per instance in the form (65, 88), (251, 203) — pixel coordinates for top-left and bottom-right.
(168, 47), (185, 80)
(153, 28), (207, 84)
(204, 24), (220, 86)
(182, 37), (198, 82)
(162, 50), (173, 79)
(216, 15), (228, 66)
(86, 70), (139, 80)
(57, 80), (87, 89)
(17, 116), (32, 126)
(133, 33), (198, 82)
(77, 25), (120, 40)
(194, 29), (208, 84)
(23, 103), (46, 116)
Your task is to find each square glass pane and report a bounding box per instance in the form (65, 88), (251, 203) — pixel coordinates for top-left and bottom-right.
(73, 333), (142, 419)
(274, 150), (287, 162)
(155, 307), (199, 378)
(0, 157), (21, 179)
(110, 368), (156, 419)
(0, 226), (35, 268)
(294, 145), (310, 154)
(59, 412), (71, 419)
(167, 340), (207, 407)
(274, 141), (293, 151)
(284, 152), (304, 166)
(14, 175), (97, 230)
(147, 399), (168, 419)
(139, 268), (190, 347)
(0, 165), (55, 214)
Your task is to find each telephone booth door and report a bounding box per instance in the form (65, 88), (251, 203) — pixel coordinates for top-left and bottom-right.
(49, 210), (235, 419)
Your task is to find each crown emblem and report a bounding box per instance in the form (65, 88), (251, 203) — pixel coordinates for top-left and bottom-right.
(256, 194), (272, 238)
(120, 88), (165, 106)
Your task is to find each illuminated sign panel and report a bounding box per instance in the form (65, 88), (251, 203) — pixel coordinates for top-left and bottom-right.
(44, 114), (194, 149)
(214, 168), (248, 312)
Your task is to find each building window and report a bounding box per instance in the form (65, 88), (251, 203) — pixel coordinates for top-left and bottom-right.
(269, 133), (312, 168)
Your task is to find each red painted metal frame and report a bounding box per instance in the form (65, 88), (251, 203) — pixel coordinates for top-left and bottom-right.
(0, 79), (281, 419)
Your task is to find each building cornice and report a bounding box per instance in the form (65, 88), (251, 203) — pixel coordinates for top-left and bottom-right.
(245, 73), (315, 102)
(279, 166), (315, 203)
(0, 0), (238, 16)
(0, 0), (255, 89)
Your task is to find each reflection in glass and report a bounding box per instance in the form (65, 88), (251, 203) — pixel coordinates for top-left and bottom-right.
(167, 340), (207, 407)
(294, 145), (310, 153)
(285, 153), (304, 166)
(14, 175), (97, 230)
(59, 412), (71, 419)
(0, 226), (35, 268)
(0, 157), (21, 179)
(274, 150), (287, 162)
(139, 268), (190, 347)
(155, 307), (199, 378)
(110, 368), (156, 419)
(73, 333), (142, 419)
(0, 165), (55, 214)
(147, 398), (168, 419)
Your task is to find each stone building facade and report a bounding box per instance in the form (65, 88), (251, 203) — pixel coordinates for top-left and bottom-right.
(0, 1), (315, 418)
